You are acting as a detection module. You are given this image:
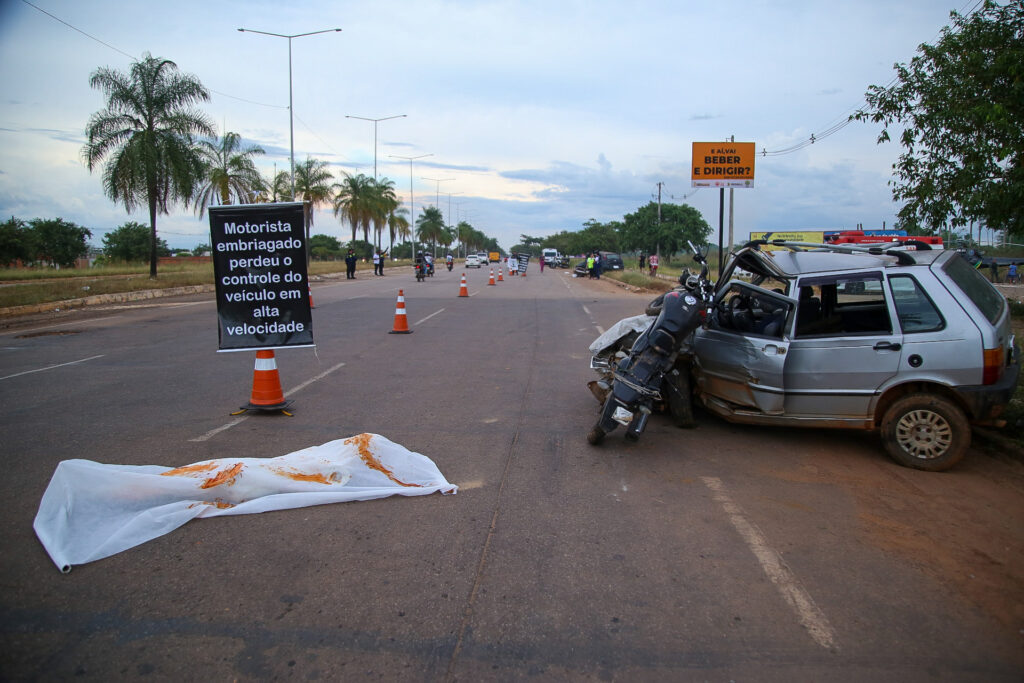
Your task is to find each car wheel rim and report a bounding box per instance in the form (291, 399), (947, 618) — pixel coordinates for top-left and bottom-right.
(895, 409), (953, 460)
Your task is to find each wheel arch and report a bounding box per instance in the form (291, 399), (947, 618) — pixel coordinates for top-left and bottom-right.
(873, 381), (972, 428)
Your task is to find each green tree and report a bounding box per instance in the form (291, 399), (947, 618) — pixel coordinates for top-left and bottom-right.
(27, 218), (92, 268)
(415, 206), (445, 252)
(192, 242), (211, 256)
(0, 216), (31, 266)
(853, 1), (1024, 235)
(293, 156), (334, 229)
(621, 202), (711, 258)
(388, 208), (410, 254)
(309, 233), (341, 260)
(102, 221), (169, 262)
(370, 177), (398, 250)
(192, 131), (265, 216)
(333, 173), (374, 244)
(82, 53), (214, 278)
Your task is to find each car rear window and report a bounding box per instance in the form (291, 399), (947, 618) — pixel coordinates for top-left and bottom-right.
(943, 254), (1005, 324)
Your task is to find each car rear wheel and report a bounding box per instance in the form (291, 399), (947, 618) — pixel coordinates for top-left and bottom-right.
(880, 394), (970, 471)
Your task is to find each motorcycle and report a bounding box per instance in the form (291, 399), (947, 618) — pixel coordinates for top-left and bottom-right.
(414, 261), (427, 282)
(446, 259), (454, 272)
(587, 243), (714, 444)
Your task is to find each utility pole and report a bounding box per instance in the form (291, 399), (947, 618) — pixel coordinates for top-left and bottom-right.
(728, 135), (735, 258)
(656, 181), (664, 257)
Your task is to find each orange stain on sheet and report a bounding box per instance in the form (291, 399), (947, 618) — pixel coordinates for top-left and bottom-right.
(344, 433), (422, 488)
(161, 461), (219, 477)
(200, 462), (244, 489)
(269, 467), (341, 485)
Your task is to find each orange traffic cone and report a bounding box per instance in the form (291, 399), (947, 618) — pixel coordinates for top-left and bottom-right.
(488, 269), (496, 286)
(458, 274), (469, 297)
(389, 289), (413, 334)
(234, 349), (293, 415)
(498, 268), (504, 282)
(308, 284), (315, 309)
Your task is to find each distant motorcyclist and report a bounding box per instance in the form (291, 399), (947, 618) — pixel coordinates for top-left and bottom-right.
(445, 253), (454, 271)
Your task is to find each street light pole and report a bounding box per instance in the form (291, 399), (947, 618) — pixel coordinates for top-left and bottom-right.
(237, 27), (341, 198)
(421, 176), (454, 208)
(345, 114), (406, 179)
(389, 153), (432, 258)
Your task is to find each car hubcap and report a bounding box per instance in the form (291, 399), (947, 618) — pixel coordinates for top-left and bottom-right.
(895, 409), (952, 459)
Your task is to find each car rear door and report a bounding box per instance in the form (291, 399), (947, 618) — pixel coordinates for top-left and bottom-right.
(783, 271), (902, 421)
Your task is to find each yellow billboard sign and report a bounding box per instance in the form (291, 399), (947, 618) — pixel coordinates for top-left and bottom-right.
(692, 142), (756, 188)
(750, 231), (824, 251)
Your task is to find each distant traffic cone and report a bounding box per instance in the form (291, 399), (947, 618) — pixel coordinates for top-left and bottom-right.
(308, 284), (315, 309)
(458, 274), (469, 297)
(389, 289), (413, 334)
(498, 268), (504, 282)
(234, 349), (293, 415)
(488, 269), (496, 286)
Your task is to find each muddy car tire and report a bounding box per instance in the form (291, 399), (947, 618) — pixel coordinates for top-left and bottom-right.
(880, 393), (970, 471)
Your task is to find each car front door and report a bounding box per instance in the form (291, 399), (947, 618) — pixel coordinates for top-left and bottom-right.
(693, 282), (793, 415)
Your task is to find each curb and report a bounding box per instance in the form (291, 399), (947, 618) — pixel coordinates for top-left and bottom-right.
(0, 284), (216, 318)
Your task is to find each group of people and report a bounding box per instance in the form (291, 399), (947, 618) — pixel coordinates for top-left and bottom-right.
(637, 252), (659, 277)
(344, 249), (388, 279)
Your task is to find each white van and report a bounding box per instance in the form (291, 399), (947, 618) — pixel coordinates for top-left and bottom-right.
(542, 248), (563, 267)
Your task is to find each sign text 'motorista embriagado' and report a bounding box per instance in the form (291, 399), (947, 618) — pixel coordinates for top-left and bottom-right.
(208, 203), (314, 352)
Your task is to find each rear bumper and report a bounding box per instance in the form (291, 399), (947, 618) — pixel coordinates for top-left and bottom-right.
(955, 359), (1020, 423)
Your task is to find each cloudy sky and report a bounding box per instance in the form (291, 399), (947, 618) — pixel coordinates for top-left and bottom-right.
(0, 0), (974, 251)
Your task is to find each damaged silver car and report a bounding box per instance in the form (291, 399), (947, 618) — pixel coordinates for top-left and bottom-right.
(591, 240), (1021, 471)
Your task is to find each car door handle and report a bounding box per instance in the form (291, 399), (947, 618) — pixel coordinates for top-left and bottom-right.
(874, 341), (902, 351)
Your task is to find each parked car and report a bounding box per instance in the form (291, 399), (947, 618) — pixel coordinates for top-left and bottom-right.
(687, 240), (1020, 471)
(599, 251), (624, 270)
(464, 254), (483, 268)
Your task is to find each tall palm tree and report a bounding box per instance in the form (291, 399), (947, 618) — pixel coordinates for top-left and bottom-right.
(269, 169), (292, 202)
(416, 206), (445, 254)
(457, 220), (474, 257)
(370, 177), (397, 250)
(388, 207), (409, 254)
(82, 53), (214, 278)
(293, 157), (334, 253)
(193, 131), (265, 216)
(332, 172), (373, 244)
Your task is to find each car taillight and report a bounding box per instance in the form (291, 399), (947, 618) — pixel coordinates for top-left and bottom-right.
(982, 347), (1004, 385)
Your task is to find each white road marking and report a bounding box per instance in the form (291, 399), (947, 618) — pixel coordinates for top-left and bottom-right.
(189, 361), (346, 442)
(0, 354), (105, 381)
(0, 315), (121, 337)
(701, 476), (838, 650)
(414, 308), (445, 326)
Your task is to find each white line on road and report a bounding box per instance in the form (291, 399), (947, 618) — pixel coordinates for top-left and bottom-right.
(0, 354), (105, 381)
(414, 308), (445, 326)
(189, 361), (346, 442)
(701, 476), (838, 650)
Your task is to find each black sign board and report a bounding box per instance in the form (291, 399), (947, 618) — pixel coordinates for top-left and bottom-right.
(209, 203), (314, 351)
(516, 253), (530, 272)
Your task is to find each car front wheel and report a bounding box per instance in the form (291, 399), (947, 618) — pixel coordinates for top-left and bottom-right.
(880, 393), (970, 471)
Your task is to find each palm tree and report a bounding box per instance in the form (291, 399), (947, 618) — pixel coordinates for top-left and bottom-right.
(82, 53), (214, 278)
(416, 206), (445, 254)
(370, 177), (397, 250)
(388, 207), (410, 254)
(293, 157), (334, 252)
(269, 169), (292, 202)
(333, 172), (373, 244)
(192, 131), (265, 216)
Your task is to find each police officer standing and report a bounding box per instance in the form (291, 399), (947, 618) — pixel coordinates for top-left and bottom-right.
(345, 248), (357, 279)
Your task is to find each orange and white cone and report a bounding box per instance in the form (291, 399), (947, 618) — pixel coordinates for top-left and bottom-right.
(498, 268), (504, 282)
(458, 274), (469, 298)
(488, 269), (496, 286)
(308, 284), (315, 309)
(389, 289), (413, 334)
(236, 349), (293, 414)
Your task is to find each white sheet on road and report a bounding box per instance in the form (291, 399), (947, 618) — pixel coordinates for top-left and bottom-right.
(33, 433), (458, 572)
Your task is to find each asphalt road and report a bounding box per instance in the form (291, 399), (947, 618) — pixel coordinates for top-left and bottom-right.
(1, 264), (1022, 681)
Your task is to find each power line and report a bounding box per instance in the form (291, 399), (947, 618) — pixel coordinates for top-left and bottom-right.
(759, 0), (986, 157)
